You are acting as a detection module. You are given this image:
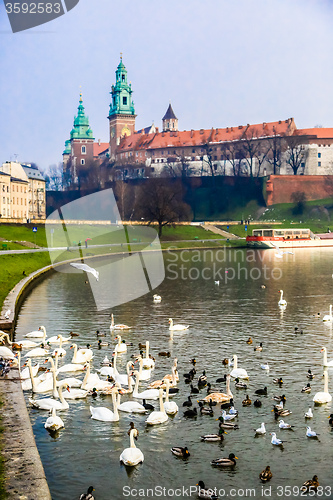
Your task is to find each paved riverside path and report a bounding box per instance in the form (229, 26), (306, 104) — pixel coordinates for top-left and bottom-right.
(0, 368), (52, 499)
(203, 224), (242, 239)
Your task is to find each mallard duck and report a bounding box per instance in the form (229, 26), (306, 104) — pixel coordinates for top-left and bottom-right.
(273, 377), (283, 385)
(171, 446), (190, 458)
(198, 402), (214, 416)
(198, 371), (207, 387)
(211, 453), (238, 467)
(182, 396), (192, 407)
(307, 369), (315, 380)
(273, 407), (292, 418)
(158, 351), (170, 357)
(222, 358), (229, 366)
(301, 383), (311, 393)
(196, 481), (218, 500)
(273, 394), (285, 402)
(253, 399), (262, 408)
(235, 378), (247, 389)
(259, 466), (272, 482)
(79, 486), (95, 500)
(274, 395), (286, 407)
(201, 428), (225, 441)
(242, 395), (251, 406)
(138, 343), (146, 350)
(217, 417), (239, 430)
(98, 339), (109, 347)
(184, 407), (197, 418)
(207, 383), (223, 394)
(96, 330), (105, 337)
(190, 358), (196, 365)
(246, 337), (253, 344)
(127, 422), (139, 440)
(328, 413), (333, 425)
(301, 475), (319, 493)
(255, 387), (267, 396)
(90, 388), (98, 398)
(70, 331), (79, 337)
(254, 342), (263, 352)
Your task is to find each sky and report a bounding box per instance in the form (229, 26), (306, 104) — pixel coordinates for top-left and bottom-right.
(1, 0), (333, 172)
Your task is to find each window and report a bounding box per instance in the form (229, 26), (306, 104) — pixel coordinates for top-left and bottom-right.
(2, 197), (4, 204)
(81, 146), (86, 154)
(318, 152), (321, 158)
(7, 186), (9, 192)
(318, 162), (321, 167)
(122, 96), (127, 105)
(2, 209), (5, 216)
(122, 74), (125, 82)
(81, 159), (85, 165)
(2, 186), (4, 192)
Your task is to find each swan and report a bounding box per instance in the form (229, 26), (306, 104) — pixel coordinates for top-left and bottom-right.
(168, 318), (189, 331)
(278, 290), (287, 307)
(153, 294), (161, 303)
(90, 389), (119, 421)
(24, 345), (49, 358)
(323, 305), (333, 322)
(46, 333), (71, 344)
(51, 337), (67, 358)
(44, 407), (64, 431)
(116, 391), (147, 414)
(321, 347), (333, 367)
(113, 353), (134, 387)
(99, 364), (114, 377)
(20, 359), (39, 380)
(70, 343), (93, 364)
(0, 332), (39, 349)
(29, 382), (70, 410)
(146, 388), (168, 425)
(135, 356), (152, 381)
(24, 325), (47, 339)
(163, 379), (178, 415)
(57, 360), (86, 373)
(0, 344), (15, 359)
(120, 428), (144, 466)
(202, 374), (233, 403)
(110, 313), (130, 330)
(81, 361), (113, 391)
(149, 364), (178, 389)
(313, 370), (332, 404)
(21, 359), (46, 391)
(132, 370), (159, 400)
(114, 335), (127, 354)
(230, 355), (249, 379)
(142, 341), (155, 369)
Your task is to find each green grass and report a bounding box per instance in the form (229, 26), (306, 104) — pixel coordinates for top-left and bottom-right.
(0, 224), (47, 247)
(160, 225), (224, 241)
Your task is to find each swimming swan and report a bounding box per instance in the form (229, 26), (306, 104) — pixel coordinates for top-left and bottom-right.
(120, 428), (144, 466)
(313, 370), (332, 404)
(230, 355), (249, 379)
(168, 318), (189, 331)
(146, 388), (168, 425)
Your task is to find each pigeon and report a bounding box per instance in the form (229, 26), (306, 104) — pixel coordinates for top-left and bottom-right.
(70, 263), (99, 281)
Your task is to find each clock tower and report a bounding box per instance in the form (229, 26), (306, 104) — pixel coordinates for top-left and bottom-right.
(108, 56), (136, 160)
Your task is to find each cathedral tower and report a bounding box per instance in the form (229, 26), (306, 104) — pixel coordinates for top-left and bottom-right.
(162, 103), (178, 132)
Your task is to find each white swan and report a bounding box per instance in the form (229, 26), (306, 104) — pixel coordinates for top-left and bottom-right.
(57, 360), (86, 373)
(90, 389), (119, 421)
(323, 305), (333, 322)
(321, 347), (333, 367)
(81, 361), (113, 391)
(44, 407), (64, 431)
(0, 344), (15, 359)
(24, 325), (47, 339)
(142, 341), (155, 369)
(116, 391), (147, 414)
(47, 333), (71, 344)
(20, 359), (39, 380)
(168, 318), (189, 331)
(132, 370), (159, 400)
(110, 313), (130, 330)
(230, 355), (249, 379)
(51, 337), (67, 358)
(120, 428), (144, 466)
(0, 332), (39, 349)
(153, 295), (161, 303)
(278, 290), (287, 307)
(70, 343), (93, 364)
(135, 356), (151, 382)
(114, 335), (127, 354)
(163, 379), (178, 415)
(146, 388), (168, 425)
(29, 382), (70, 410)
(113, 353), (134, 387)
(21, 359), (46, 391)
(99, 364), (114, 377)
(24, 345), (49, 358)
(313, 370), (332, 404)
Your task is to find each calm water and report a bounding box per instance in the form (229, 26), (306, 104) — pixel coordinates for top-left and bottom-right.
(15, 247), (333, 500)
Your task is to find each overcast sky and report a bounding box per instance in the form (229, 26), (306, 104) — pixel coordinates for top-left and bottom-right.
(1, 0), (333, 171)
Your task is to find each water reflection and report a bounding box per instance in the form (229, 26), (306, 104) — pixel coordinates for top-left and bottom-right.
(14, 247), (333, 500)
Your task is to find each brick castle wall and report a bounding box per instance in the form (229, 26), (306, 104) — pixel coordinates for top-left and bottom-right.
(266, 175), (333, 205)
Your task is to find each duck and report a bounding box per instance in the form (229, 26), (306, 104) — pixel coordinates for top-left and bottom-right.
(183, 407), (197, 418)
(110, 313), (131, 330)
(253, 399), (262, 408)
(323, 305), (333, 322)
(307, 369), (315, 380)
(190, 358), (196, 365)
(273, 377), (283, 385)
(182, 396), (192, 407)
(153, 294), (161, 303)
(313, 370), (332, 404)
(202, 374), (233, 403)
(120, 428), (144, 466)
(79, 486), (95, 500)
(254, 422), (266, 435)
(305, 408), (313, 418)
(259, 466), (272, 482)
(234, 378), (247, 389)
(158, 351), (170, 357)
(146, 388), (168, 425)
(301, 475), (319, 493)
(216, 374), (227, 383)
(242, 395), (251, 406)
(279, 419), (294, 430)
(270, 432), (284, 446)
(98, 339), (109, 348)
(278, 289), (287, 307)
(306, 426), (319, 439)
(222, 358), (229, 366)
(273, 407), (292, 418)
(255, 387), (268, 396)
(217, 417), (239, 430)
(230, 355), (249, 379)
(246, 337), (253, 345)
(254, 342), (263, 352)
(321, 347), (333, 367)
(198, 371), (207, 387)
(168, 318), (189, 331)
(44, 407), (64, 432)
(127, 422), (139, 440)
(171, 446), (190, 458)
(198, 402), (214, 416)
(328, 413), (333, 425)
(201, 428), (225, 442)
(302, 383), (311, 393)
(196, 481), (218, 500)
(207, 383), (224, 394)
(211, 453), (238, 467)
(69, 331), (79, 337)
(273, 394), (286, 403)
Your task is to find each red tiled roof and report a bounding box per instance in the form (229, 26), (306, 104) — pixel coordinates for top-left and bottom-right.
(93, 142), (109, 156)
(298, 128), (333, 139)
(117, 119), (295, 153)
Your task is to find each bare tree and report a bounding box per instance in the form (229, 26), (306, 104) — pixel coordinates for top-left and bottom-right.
(136, 179), (192, 237)
(45, 163), (63, 191)
(265, 130), (285, 175)
(239, 126), (264, 177)
(220, 142), (244, 176)
(284, 133), (308, 175)
(163, 154), (195, 179)
(114, 181), (139, 221)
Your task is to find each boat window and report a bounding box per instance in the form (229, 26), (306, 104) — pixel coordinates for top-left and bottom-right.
(274, 230), (285, 236)
(285, 231), (292, 235)
(301, 230), (310, 235)
(293, 231), (301, 235)
(253, 230), (262, 236)
(263, 230), (273, 237)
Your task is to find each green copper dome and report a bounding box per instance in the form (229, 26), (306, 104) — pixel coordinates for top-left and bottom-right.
(63, 139), (71, 155)
(109, 57), (135, 117)
(70, 94), (94, 139)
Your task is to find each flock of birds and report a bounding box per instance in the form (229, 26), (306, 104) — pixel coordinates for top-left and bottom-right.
(1, 286), (333, 499)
